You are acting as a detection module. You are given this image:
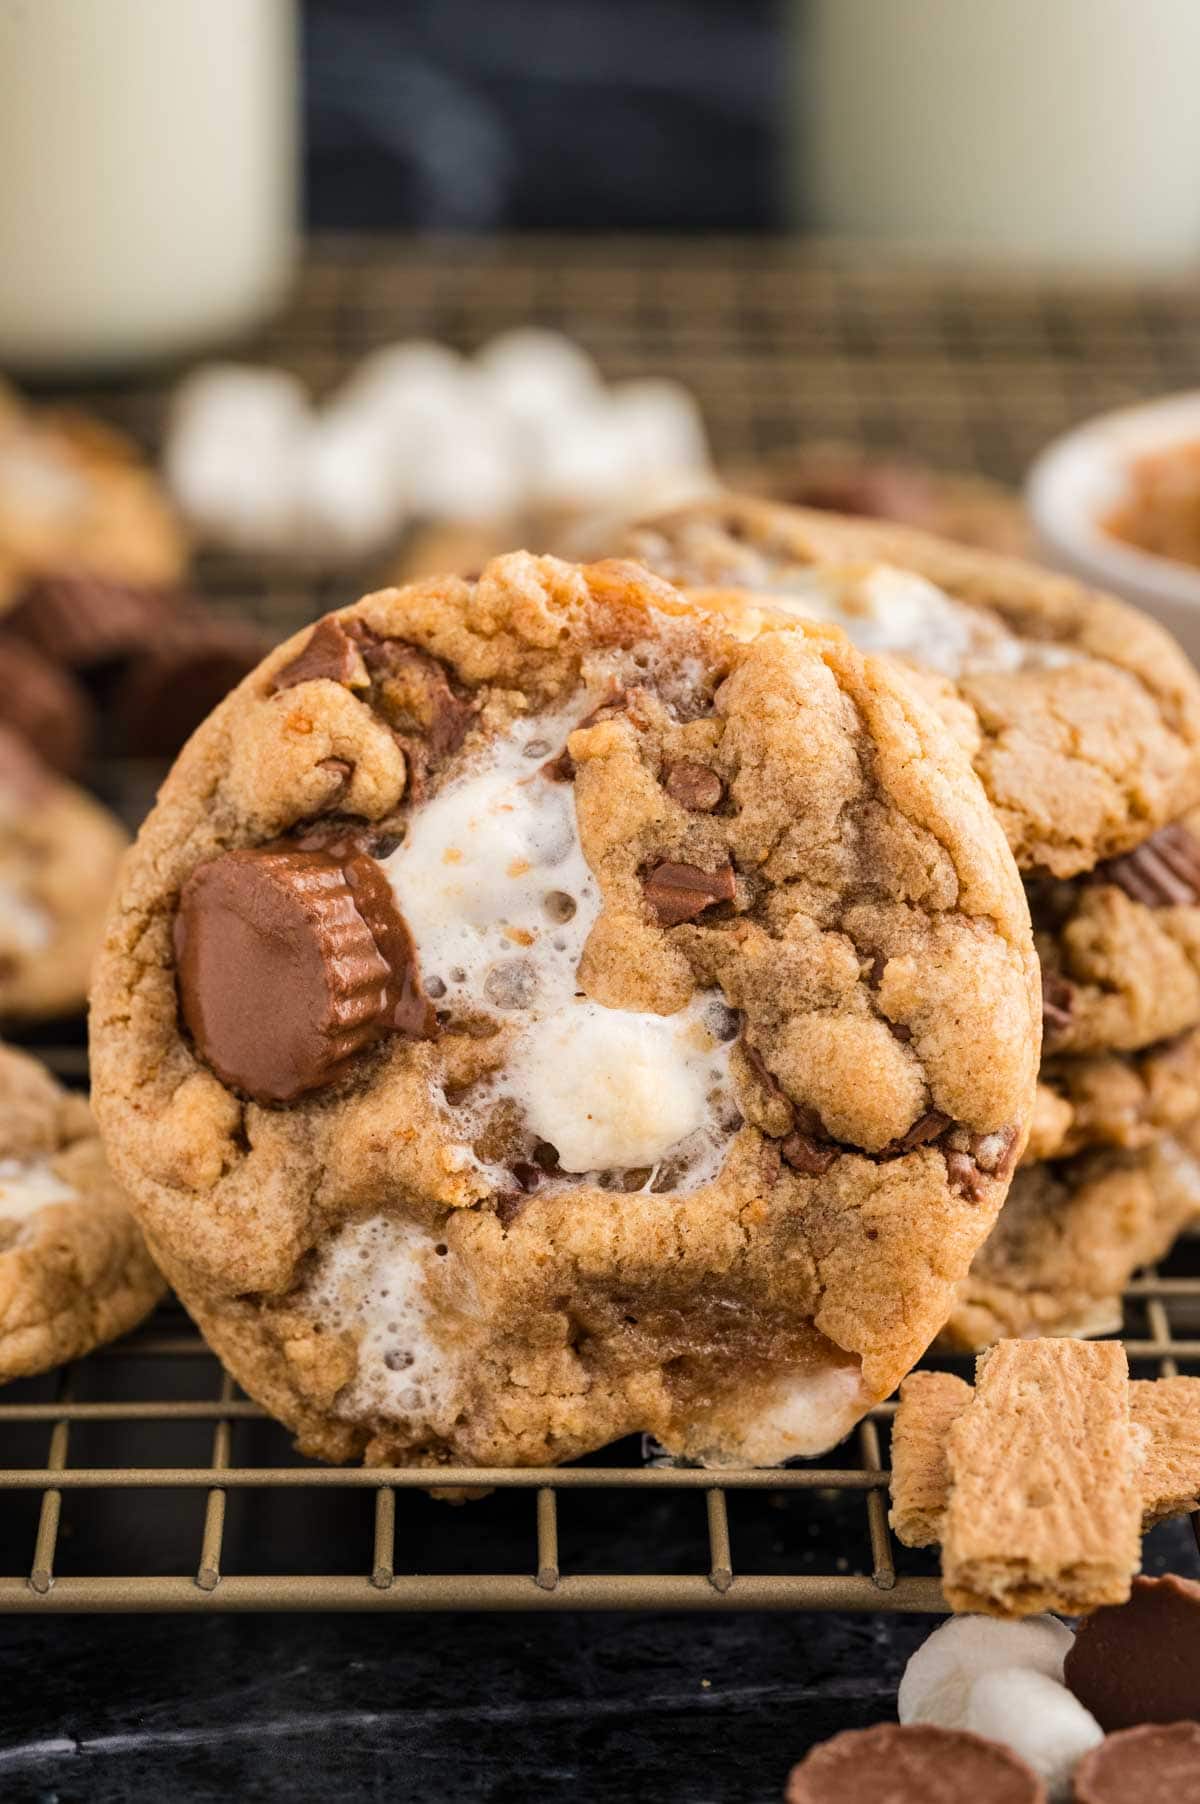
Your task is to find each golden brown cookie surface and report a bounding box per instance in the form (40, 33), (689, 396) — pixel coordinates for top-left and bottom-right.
(1028, 1028), (1200, 1162)
(0, 1043), (163, 1382)
(618, 495), (1200, 880)
(91, 553), (1038, 1471)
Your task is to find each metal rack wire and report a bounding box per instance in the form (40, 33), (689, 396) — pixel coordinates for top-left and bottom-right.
(7, 238), (1200, 1613)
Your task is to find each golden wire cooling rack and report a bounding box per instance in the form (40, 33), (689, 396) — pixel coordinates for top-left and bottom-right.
(8, 236), (1200, 1613)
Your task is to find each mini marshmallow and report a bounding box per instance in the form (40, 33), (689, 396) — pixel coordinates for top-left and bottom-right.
(338, 340), (471, 423)
(898, 1613), (1074, 1730)
(605, 378), (712, 480)
(965, 1667), (1103, 1801)
(297, 407), (406, 558)
(402, 397), (527, 522)
(166, 365), (311, 551)
(526, 396), (641, 510)
(476, 328), (601, 427)
(0, 1158), (79, 1222)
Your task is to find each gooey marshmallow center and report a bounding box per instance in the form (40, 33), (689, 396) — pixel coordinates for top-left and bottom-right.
(0, 1157), (79, 1222)
(383, 706), (732, 1179)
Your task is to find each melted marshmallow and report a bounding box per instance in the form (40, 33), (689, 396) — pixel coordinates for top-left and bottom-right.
(307, 1216), (458, 1426)
(762, 562), (1078, 680)
(383, 702), (735, 1186)
(703, 1363), (868, 1466)
(0, 1158), (78, 1222)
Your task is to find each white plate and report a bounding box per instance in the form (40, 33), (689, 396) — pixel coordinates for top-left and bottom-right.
(1026, 391), (1200, 663)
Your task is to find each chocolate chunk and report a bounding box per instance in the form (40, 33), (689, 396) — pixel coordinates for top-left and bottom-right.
(174, 844), (435, 1104)
(113, 613), (265, 756)
(8, 573), (179, 667)
(1097, 822), (1200, 908)
(1065, 1574), (1200, 1730)
(1042, 970), (1075, 1035)
(781, 1131), (838, 1176)
(1073, 1723), (1200, 1804)
(894, 1109), (951, 1152)
(664, 760), (723, 811)
(785, 1723), (1045, 1804)
(0, 632), (91, 774)
(541, 747), (574, 783)
(642, 859), (736, 927)
(349, 631), (473, 763)
(272, 616), (366, 692)
(945, 1147), (988, 1201)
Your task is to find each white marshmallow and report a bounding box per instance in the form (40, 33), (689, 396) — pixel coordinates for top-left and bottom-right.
(306, 1215), (459, 1426)
(296, 407), (406, 557)
(965, 1668), (1102, 1801)
(898, 1613), (1074, 1730)
(402, 396), (526, 522)
(0, 1158), (79, 1222)
(476, 328), (600, 427)
(0, 877), (52, 955)
(605, 378), (712, 480)
(166, 365), (311, 551)
(701, 1364), (868, 1465)
(526, 395), (640, 510)
(340, 340), (471, 422)
(512, 998), (719, 1174)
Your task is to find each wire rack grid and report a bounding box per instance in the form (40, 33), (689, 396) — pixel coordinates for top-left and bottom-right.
(6, 238), (1200, 1613)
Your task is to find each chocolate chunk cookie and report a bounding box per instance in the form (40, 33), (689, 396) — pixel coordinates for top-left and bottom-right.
(0, 1043), (163, 1381)
(1028, 1028), (1200, 1163)
(91, 553), (1038, 1471)
(0, 729), (127, 1022)
(618, 495), (1200, 879)
(941, 1123), (1200, 1351)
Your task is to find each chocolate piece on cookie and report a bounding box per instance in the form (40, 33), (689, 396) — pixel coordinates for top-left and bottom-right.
(617, 494), (1200, 879)
(91, 553), (1038, 1473)
(784, 1723), (1045, 1804)
(1065, 1575), (1200, 1731)
(941, 1126), (1200, 1350)
(0, 1043), (163, 1381)
(1073, 1724), (1200, 1804)
(0, 727), (127, 1023)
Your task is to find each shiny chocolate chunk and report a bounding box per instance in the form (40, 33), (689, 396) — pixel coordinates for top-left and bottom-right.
(945, 1147), (988, 1201)
(664, 760), (723, 811)
(113, 612), (265, 757)
(8, 573), (180, 667)
(349, 631), (473, 762)
(174, 844), (435, 1104)
(780, 1131), (838, 1176)
(642, 859), (736, 927)
(1097, 822), (1200, 908)
(0, 632), (91, 774)
(272, 616), (366, 692)
(785, 1723), (1044, 1804)
(1073, 1723), (1200, 1804)
(1065, 1574), (1200, 1730)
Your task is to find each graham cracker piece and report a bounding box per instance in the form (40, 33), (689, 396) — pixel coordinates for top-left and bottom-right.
(941, 1340), (1141, 1616)
(1131, 1375), (1200, 1527)
(888, 1370), (972, 1548)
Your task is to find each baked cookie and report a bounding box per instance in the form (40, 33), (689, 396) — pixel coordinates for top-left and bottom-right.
(91, 553), (1039, 1471)
(1034, 817), (1200, 1055)
(0, 383), (185, 607)
(940, 1124), (1200, 1351)
(1028, 1028), (1200, 1163)
(725, 443), (1032, 558)
(617, 494), (1200, 879)
(0, 1043), (163, 1381)
(0, 729), (127, 1022)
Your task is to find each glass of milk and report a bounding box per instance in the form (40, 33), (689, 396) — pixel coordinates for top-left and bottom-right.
(796, 0), (1200, 267)
(0, 0), (299, 374)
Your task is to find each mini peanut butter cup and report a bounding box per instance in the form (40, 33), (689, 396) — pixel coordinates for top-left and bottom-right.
(1073, 1723), (1200, 1804)
(0, 632), (91, 775)
(1065, 1573), (1200, 1730)
(112, 612), (265, 756)
(7, 572), (180, 668)
(785, 1723), (1045, 1804)
(174, 845), (435, 1104)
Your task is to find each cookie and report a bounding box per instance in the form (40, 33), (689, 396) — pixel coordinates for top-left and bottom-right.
(940, 1124), (1200, 1351)
(0, 1043), (163, 1381)
(784, 1723), (1046, 1804)
(90, 552), (1038, 1472)
(726, 443), (1032, 558)
(0, 729), (127, 1022)
(0, 384), (185, 607)
(1028, 1028), (1200, 1162)
(617, 494), (1200, 879)
(1034, 819), (1200, 1055)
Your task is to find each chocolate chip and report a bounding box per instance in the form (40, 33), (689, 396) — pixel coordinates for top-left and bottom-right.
(541, 747), (574, 783)
(1041, 970), (1075, 1035)
(495, 1192), (528, 1229)
(1064, 1574), (1200, 1731)
(889, 1109), (951, 1154)
(944, 1148), (988, 1201)
(664, 760), (723, 811)
(781, 1132), (838, 1176)
(0, 633), (91, 775)
(642, 859), (736, 927)
(272, 616), (365, 691)
(174, 844), (436, 1104)
(350, 631), (473, 762)
(1095, 822), (1200, 908)
(511, 1161), (542, 1193)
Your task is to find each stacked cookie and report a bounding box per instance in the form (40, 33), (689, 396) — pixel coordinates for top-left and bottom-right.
(618, 494), (1200, 1349)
